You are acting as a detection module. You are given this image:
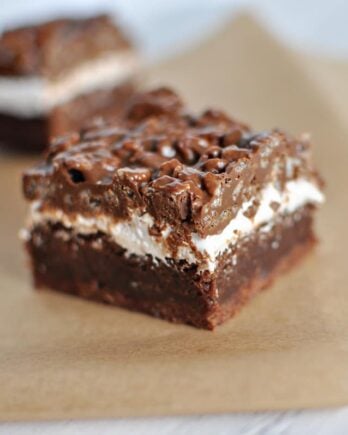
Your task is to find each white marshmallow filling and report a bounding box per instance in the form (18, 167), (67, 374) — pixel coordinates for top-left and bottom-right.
(0, 51), (139, 117)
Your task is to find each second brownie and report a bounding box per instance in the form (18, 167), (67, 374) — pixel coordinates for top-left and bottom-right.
(0, 15), (139, 152)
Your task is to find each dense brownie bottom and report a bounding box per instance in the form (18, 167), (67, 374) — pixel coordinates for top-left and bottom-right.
(26, 207), (316, 329)
(0, 81), (135, 153)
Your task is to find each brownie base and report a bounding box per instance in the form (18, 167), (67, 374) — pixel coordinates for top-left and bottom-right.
(0, 81), (135, 153)
(26, 207), (316, 329)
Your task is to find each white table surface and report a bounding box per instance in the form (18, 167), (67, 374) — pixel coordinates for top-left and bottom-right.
(2, 408), (348, 434)
(1, 0), (348, 432)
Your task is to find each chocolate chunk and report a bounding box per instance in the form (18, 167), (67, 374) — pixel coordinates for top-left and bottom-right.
(125, 87), (183, 122)
(221, 145), (251, 161)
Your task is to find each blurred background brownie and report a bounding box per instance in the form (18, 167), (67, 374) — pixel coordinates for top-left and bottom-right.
(0, 14), (139, 152)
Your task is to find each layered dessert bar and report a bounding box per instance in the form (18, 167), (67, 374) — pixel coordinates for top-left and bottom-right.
(22, 88), (324, 329)
(0, 14), (138, 152)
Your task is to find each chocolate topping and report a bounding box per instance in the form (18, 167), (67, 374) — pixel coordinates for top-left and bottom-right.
(23, 87), (319, 236)
(124, 87), (184, 121)
(0, 15), (132, 78)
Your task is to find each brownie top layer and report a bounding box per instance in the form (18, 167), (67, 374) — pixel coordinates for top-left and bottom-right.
(0, 14), (132, 78)
(23, 87), (321, 236)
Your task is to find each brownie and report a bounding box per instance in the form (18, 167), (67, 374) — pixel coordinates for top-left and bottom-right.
(22, 87), (324, 329)
(0, 14), (139, 152)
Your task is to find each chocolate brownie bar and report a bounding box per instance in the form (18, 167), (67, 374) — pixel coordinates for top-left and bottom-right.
(22, 88), (324, 329)
(0, 15), (138, 152)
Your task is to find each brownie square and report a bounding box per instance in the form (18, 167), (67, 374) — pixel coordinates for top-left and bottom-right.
(0, 14), (139, 152)
(22, 88), (324, 329)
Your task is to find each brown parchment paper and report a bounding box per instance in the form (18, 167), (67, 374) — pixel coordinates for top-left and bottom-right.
(1, 15), (348, 422)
